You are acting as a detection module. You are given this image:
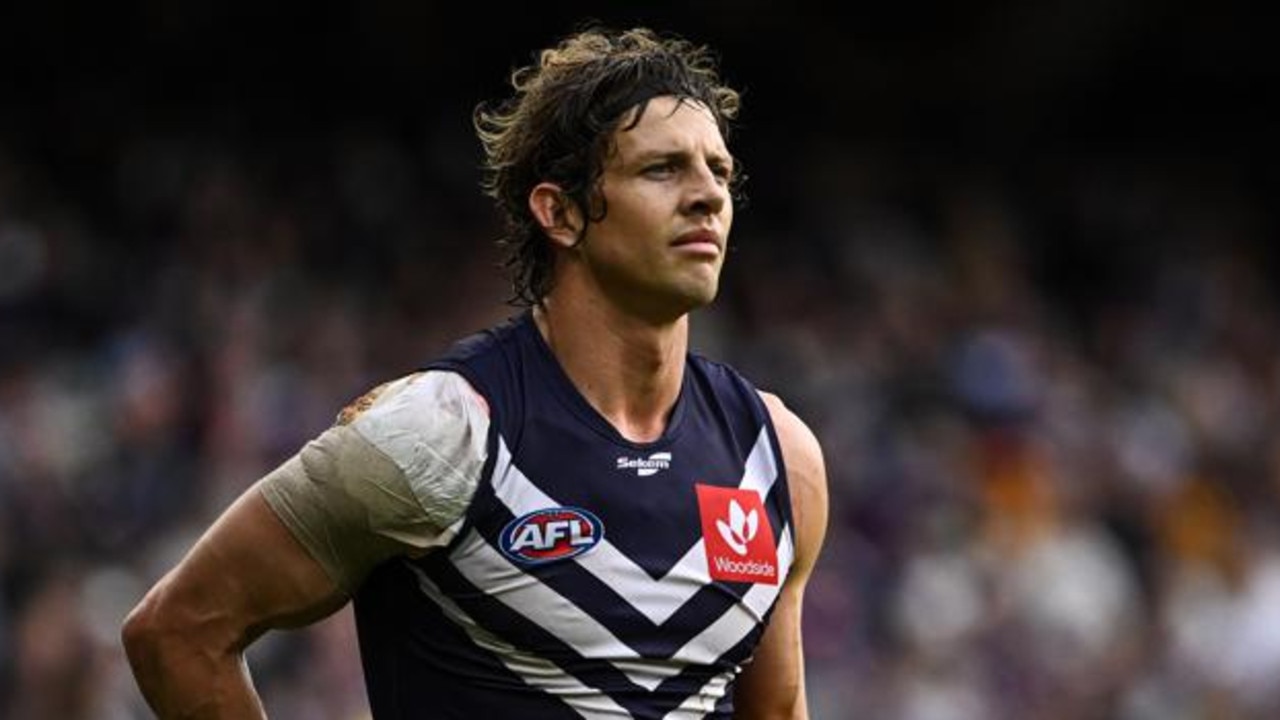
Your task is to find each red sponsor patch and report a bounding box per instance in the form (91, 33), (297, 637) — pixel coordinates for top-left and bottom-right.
(696, 484), (778, 585)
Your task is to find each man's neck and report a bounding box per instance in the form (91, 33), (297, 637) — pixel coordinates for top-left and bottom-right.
(533, 295), (687, 444)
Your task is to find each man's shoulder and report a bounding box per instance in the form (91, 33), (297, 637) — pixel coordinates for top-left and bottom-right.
(757, 390), (829, 578)
(335, 370), (487, 429)
(336, 374), (417, 426)
(756, 391), (824, 477)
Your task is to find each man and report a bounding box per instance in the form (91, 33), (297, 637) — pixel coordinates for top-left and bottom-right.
(123, 26), (828, 719)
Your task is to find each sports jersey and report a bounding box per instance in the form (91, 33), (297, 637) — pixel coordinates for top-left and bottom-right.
(352, 311), (795, 718)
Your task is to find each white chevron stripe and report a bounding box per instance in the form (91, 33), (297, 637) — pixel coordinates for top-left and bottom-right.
(433, 425), (790, 705)
(487, 427), (781, 626)
(444, 442), (792, 693)
(406, 561), (633, 717)
(662, 668), (735, 719)
(739, 426), (779, 499)
(668, 527), (794, 666)
(450, 529), (672, 692)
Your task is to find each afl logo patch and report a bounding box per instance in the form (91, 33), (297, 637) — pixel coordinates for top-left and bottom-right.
(499, 507), (604, 565)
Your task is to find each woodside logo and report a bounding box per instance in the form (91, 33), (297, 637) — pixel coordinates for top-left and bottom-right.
(716, 498), (758, 555)
(695, 484), (778, 585)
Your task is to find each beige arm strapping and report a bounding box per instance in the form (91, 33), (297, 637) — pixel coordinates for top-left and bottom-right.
(259, 371), (489, 594)
(259, 426), (442, 594)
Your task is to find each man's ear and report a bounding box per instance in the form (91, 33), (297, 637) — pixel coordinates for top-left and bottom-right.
(529, 183), (583, 249)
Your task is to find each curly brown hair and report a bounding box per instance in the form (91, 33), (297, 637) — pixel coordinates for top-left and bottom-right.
(474, 25), (743, 306)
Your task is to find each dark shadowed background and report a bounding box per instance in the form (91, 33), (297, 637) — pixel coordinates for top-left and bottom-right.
(1, 1), (1276, 718)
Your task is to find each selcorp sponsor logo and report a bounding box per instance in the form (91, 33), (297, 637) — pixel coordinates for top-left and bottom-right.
(616, 452), (672, 477)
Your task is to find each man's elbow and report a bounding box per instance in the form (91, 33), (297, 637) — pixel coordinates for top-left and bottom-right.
(121, 583), (222, 679)
(121, 588), (173, 675)
(120, 583), (256, 716)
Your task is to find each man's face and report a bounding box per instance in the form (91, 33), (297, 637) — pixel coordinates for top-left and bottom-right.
(577, 95), (734, 321)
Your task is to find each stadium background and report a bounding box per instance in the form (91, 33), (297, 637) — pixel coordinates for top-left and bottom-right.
(0, 1), (1274, 717)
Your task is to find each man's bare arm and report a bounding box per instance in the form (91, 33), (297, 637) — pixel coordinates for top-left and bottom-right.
(735, 392), (830, 719)
(122, 479), (346, 719)
(122, 371), (487, 718)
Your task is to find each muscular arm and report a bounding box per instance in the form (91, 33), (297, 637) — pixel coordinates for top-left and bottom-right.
(121, 371), (489, 718)
(121, 478), (346, 718)
(734, 392), (830, 720)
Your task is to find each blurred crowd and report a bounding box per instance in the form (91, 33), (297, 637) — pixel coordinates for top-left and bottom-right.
(1, 106), (1277, 720)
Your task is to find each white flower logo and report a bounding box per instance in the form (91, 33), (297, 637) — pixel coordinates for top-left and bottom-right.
(716, 499), (759, 556)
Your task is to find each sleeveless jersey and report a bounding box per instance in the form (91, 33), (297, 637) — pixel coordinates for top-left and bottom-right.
(353, 312), (795, 719)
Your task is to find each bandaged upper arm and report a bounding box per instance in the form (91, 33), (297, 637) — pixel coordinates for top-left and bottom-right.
(259, 371), (489, 593)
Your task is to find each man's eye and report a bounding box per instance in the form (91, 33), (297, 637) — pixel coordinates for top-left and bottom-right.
(645, 163), (676, 176)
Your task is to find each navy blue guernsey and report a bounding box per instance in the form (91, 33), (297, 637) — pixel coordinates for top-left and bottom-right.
(353, 311), (795, 719)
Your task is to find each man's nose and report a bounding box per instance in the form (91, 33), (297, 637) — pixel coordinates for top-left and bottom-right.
(683, 163), (728, 216)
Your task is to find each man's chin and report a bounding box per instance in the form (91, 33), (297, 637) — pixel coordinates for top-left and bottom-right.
(669, 284), (719, 317)
(675, 269), (721, 304)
